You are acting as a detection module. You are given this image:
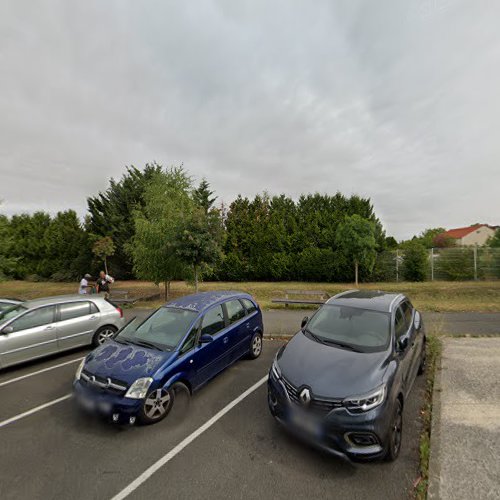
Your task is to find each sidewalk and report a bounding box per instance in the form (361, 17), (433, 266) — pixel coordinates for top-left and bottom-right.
(428, 337), (500, 500)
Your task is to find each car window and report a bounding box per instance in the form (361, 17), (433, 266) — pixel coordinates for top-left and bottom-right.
(394, 306), (407, 339)
(201, 305), (225, 336)
(180, 321), (199, 354)
(225, 300), (246, 324)
(0, 304), (28, 324)
(241, 298), (257, 314)
(90, 302), (99, 314)
(401, 301), (413, 328)
(306, 304), (391, 352)
(59, 302), (90, 321)
(9, 306), (56, 332)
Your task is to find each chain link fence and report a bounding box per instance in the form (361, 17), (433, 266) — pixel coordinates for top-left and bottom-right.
(375, 247), (500, 281)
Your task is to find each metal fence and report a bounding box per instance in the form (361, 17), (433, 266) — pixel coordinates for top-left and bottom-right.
(374, 247), (500, 281)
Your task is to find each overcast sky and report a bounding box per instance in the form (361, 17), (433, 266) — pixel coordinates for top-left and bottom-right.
(1, 0), (499, 240)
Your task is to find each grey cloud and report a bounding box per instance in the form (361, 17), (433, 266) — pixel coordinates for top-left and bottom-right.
(0, 0), (499, 239)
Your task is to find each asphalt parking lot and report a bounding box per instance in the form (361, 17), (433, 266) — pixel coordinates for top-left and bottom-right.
(0, 334), (425, 500)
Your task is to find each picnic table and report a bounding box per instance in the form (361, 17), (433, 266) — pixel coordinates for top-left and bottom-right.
(271, 290), (330, 307)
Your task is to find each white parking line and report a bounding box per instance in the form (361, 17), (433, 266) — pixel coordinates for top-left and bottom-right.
(0, 394), (72, 429)
(111, 374), (269, 500)
(0, 357), (84, 388)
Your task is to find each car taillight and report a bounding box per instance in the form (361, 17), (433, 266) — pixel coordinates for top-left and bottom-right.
(117, 307), (123, 318)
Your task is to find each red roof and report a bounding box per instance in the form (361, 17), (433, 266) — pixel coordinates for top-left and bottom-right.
(442, 224), (491, 239)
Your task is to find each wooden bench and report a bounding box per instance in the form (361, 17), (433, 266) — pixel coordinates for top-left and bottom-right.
(271, 290), (330, 307)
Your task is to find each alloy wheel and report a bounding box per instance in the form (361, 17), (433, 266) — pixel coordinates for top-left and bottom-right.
(392, 407), (402, 456)
(144, 389), (171, 420)
(252, 335), (262, 356)
(97, 328), (116, 344)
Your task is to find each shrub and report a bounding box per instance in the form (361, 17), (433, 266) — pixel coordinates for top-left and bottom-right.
(402, 242), (428, 281)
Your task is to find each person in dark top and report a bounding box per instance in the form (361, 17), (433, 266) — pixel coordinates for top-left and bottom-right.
(96, 271), (114, 298)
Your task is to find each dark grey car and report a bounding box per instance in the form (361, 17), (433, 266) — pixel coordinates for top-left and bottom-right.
(0, 295), (126, 369)
(268, 290), (426, 461)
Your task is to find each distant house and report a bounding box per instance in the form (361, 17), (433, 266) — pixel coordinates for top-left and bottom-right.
(439, 224), (498, 247)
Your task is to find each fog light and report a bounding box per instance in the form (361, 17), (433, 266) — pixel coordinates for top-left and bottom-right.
(345, 432), (378, 447)
(112, 413), (119, 422)
(269, 392), (278, 406)
(129, 416), (136, 425)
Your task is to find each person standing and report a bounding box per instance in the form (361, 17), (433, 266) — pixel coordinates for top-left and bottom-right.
(79, 274), (93, 295)
(96, 271), (114, 298)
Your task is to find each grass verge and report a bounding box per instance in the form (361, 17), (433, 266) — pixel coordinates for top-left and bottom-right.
(414, 334), (442, 499)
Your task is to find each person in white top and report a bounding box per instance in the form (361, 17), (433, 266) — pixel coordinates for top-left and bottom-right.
(96, 271), (115, 297)
(79, 274), (93, 294)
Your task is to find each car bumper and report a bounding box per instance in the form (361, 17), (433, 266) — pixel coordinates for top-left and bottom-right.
(267, 374), (392, 461)
(73, 380), (142, 424)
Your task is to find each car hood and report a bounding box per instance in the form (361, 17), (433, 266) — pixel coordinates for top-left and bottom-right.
(278, 332), (390, 398)
(83, 340), (174, 385)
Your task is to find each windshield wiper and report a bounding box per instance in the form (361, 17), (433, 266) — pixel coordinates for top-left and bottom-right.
(131, 339), (163, 351)
(304, 328), (328, 345)
(114, 337), (132, 345)
(321, 339), (362, 352)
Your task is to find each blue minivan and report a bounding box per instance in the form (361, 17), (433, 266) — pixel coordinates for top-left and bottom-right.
(73, 291), (263, 425)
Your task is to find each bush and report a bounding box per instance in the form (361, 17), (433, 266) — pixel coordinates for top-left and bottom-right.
(296, 248), (336, 282)
(402, 242), (428, 281)
(50, 271), (76, 282)
(25, 274), (43, 282)
(435, 248), (475, 280)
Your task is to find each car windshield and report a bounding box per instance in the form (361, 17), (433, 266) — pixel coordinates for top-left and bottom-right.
(0, 304), (27, 325)
(115, 307), (198, 351)
(305, 304), (390, 352)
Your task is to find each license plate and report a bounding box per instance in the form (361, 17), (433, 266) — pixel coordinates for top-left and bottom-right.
(289, 409), (322, 439)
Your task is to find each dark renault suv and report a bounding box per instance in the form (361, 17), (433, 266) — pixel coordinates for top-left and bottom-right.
(268, 290), (426, 461)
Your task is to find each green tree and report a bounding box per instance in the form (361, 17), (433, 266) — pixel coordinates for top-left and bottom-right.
(174, 208), (224, 291)
(87, 163), (163, 278)
(335, 215), (377, 285)
(92, 236), (115, 275)
(401, 241), (427, 281)
(488, 228), (500, 248)
(128, 166), (194, 299)
(193, 179), (217, 214)
(0, 213), (17, 279)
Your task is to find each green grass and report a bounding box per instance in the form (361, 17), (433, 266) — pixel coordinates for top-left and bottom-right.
(414, 334), (442, 499)
(0, 280), (499, 312)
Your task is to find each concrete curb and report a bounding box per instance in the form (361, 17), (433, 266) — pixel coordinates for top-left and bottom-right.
(427, 340), (444, 500)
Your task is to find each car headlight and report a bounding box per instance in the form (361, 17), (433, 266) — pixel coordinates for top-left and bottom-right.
(343, 385), (386, 413)
(271, 357), (281, 380)
(75, 359), (86, 381)
(125, 377), (153, 399)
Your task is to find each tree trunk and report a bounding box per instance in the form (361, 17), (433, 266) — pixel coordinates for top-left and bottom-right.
(164, 280), (170, 301)
(354, 260), (359, 286)
(194, 265), (199, 293)
(104, 257), (108, 275)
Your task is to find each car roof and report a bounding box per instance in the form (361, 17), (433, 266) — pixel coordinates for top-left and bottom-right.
(20, 294), (105, 308)
(326, 290), (405, 313)
(0, 298), (22, 304)
(164, 291), (252, 313)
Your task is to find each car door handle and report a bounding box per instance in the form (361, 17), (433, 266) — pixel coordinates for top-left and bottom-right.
(223, 337), (229, 344)
(89, 316), (97, 320)
(45, 325), (55, 331)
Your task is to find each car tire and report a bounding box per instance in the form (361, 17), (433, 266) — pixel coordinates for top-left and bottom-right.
(92, 325), (118, 346)
(138, 382), (189, 425)
(385, 399), (403, 461)
(417, 341), (426, 375)
(248, 331), (263, 359)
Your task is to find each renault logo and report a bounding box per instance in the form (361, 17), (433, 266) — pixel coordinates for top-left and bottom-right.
(299, 387), (311, 406)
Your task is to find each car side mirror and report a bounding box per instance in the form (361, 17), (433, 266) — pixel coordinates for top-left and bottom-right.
(200, 333), (214, 344)
(398, 334), (409, 352)
(301, 316), (309, 329)
(2, 326), (13, 335)
(414, 311), (422, 331)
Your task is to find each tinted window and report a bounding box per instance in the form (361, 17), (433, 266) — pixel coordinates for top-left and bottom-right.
(401, 301), (413, 327)
(306, 304), (390, 352)
(10, 306), (55, 332)
(116, 307), (197, 350)
(90, 302), (99, 314)
(226, 300), (246, 324)
(180, 322), (199, 354)
(241, 298), (257, 314)
(201, 305), (225, 336)
(395, 307), (407, 339)
(60, 302), (90, 321)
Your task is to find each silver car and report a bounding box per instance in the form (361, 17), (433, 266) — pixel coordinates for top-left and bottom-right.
(0, 295), (126, 369)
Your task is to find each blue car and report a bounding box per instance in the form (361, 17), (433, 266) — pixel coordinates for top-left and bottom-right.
(73, 291), (263, 425)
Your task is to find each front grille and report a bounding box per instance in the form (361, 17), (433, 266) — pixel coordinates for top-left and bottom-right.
(81, 369), (128, 395)
(282, 376), (343, 414)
